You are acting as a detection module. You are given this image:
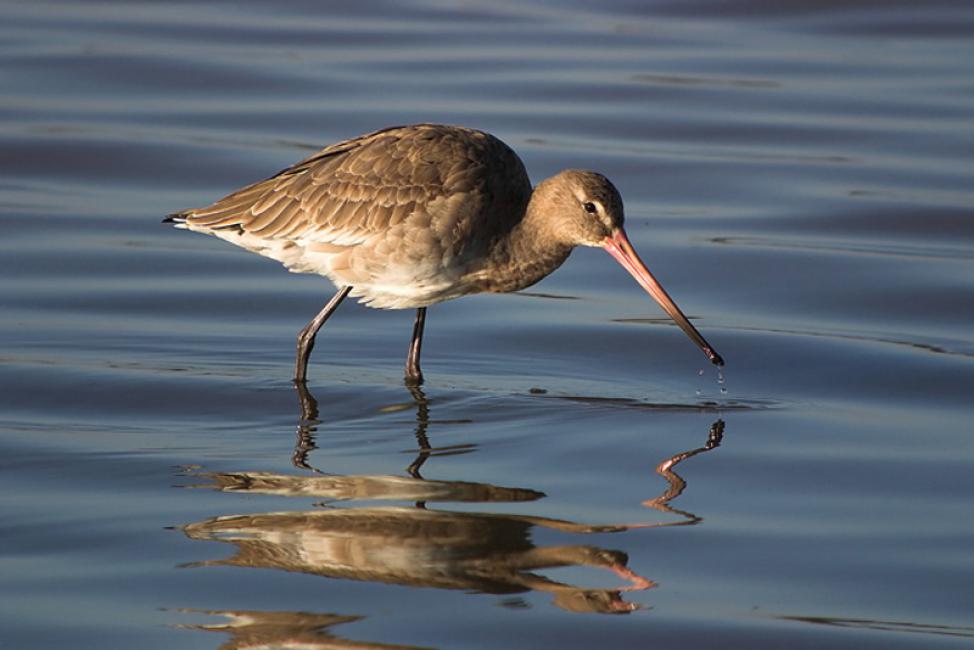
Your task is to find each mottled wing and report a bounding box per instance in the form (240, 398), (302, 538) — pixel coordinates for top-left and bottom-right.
(174, 124), (526, 253)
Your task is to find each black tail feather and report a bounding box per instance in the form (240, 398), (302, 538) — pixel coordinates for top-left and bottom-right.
(162, 211), (188, 224)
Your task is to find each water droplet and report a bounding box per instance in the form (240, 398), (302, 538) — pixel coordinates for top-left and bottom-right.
(698, 368), (705, 376)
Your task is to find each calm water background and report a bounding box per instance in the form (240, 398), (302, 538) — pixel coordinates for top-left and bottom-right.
(2, 1), (973, 648)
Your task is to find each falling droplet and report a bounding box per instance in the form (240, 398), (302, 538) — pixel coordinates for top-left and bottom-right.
(698, 368), (705, 376)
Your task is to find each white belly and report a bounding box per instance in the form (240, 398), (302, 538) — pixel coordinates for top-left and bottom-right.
(193, 225), (477, 309)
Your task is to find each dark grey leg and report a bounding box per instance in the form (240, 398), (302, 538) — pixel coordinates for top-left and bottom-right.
(295, 285), (351, 383)
(405, 307), (426, 385)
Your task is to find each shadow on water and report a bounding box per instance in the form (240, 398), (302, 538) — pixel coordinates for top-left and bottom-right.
(179, 384), (726, 625)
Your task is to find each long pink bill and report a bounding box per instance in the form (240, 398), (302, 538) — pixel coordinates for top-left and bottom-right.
(602, 229), (724, 366)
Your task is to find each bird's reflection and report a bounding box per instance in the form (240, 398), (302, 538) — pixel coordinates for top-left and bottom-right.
(179, 609), (432, 650)
(184, 505), (649, 614)
(183, 383), (724, 615)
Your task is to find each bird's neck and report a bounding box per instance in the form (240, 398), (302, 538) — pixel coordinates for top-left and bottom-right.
(468, 198), (573, 294)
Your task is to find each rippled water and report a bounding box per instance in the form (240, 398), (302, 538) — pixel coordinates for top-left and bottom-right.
(3, 1), (974, 648)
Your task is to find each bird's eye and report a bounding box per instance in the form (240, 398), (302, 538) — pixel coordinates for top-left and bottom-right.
(583, 202), (597, 214)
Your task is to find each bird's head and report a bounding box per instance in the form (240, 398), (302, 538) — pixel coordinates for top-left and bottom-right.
(537, 169), (724, 367)
(538, 169), (625, 247)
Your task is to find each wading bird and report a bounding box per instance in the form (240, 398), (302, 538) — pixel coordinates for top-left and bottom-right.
(166, 124), (722, 384)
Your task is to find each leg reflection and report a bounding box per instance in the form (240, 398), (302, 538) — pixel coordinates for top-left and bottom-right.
(292, 381), (321, 472)
(291, 382), (473, 480)
(405, 384), (431, 480)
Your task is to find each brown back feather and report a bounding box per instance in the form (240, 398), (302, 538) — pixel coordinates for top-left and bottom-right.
(180, 124), (533, 256)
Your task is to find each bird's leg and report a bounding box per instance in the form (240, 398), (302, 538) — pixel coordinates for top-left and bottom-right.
(294, 285), (351, 383)
(405, 307), (426, 385)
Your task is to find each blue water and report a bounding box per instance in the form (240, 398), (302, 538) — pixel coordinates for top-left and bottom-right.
(2, 1), (973, 648)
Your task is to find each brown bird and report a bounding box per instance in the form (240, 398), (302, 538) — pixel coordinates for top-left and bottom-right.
(166, 124), (723, 384)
